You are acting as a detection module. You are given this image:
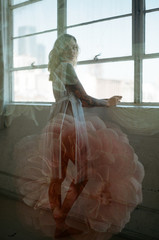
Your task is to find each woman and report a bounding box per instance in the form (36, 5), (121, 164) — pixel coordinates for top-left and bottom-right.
(17, 34), (144, 239)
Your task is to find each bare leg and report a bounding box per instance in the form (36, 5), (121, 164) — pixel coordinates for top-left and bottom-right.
(61, 179), (88, 219)
(48, 156), (69, 237)
(49, 177), (88, 238)
(49, 127), (88, 237)
(48, 178), (63, 211)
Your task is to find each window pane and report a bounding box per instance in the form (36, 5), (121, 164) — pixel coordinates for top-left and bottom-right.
(67, 0), (132, 25)
(68, 17), (132, 60)
(13, 0), (57, 37)
(12, 69), (54, 102)
(76, 61), (134, 102)
(145, 12), (159, 53)
(13, 31), (57, 68)
(146, 0), (159, 10)
(11, 0), (28, 5)
(143, 59), (159, 102)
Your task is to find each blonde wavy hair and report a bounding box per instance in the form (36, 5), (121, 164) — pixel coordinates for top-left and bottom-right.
(48, 34), (79, 81)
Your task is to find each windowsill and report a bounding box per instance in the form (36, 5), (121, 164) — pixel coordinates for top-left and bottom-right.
(117, 104), (159, 109)
(5, 102), (53, 106)
(3, 102), (159, 135)
(5, 102), (159, 108)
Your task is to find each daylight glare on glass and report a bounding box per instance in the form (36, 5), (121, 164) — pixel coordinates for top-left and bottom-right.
(12, 0), (159, 103)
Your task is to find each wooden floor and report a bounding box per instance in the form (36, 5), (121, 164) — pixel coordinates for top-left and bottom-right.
(0, 194), (131, 240)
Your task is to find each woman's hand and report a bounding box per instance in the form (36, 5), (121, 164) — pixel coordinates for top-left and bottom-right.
(106, 96), (122, 107)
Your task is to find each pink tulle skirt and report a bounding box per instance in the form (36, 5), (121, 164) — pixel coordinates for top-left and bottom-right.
(15, 113), (144, 239)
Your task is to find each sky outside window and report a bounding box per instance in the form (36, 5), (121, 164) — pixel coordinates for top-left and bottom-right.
(11, 0), (28, 5)
(145, 0), (159, 10)
(143, 59), (159, 102)
(68, 17), (132, 61)
(13, 0), (57, 37)
(67, 0), (131, 25)
(145, 12), (159, 53)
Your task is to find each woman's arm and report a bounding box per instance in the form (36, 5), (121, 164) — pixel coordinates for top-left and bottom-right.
(66, 81), (109, 107)
(65, 63), (122, 107)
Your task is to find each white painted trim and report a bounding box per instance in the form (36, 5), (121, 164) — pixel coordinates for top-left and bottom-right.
(66, 13), (132, 29)
(10, 0), (42, 9)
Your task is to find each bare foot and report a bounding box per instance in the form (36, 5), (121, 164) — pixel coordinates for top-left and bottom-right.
(53, 207), (64, 221)
(55, 225), (82, 238)
(53, 207), (83, 238)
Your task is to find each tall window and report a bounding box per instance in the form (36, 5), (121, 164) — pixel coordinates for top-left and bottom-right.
(9, 0), (57, 102)
(8, 0), (159, 104)
(67, 0), (133, 102)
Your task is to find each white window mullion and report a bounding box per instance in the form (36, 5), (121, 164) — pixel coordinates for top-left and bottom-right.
(133, 0), (145, 104)
(67, 13), (132, 29)
(11, 64), (48, 72)
(77, 56), (133, 66)
(13, 28), (57, 40)
(57, 0), (67, 36)
(10, 0), (42, 9)
(8, 0), (13, 102)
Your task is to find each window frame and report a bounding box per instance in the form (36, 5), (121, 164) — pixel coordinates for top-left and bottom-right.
(7, 0), (159, 105)
(8, 0), (58, 103)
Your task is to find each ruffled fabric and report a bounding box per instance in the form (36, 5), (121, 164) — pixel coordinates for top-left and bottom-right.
(15, 112), (144, 238)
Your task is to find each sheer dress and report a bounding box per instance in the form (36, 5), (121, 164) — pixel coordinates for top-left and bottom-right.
(15, 62), (144, 238)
